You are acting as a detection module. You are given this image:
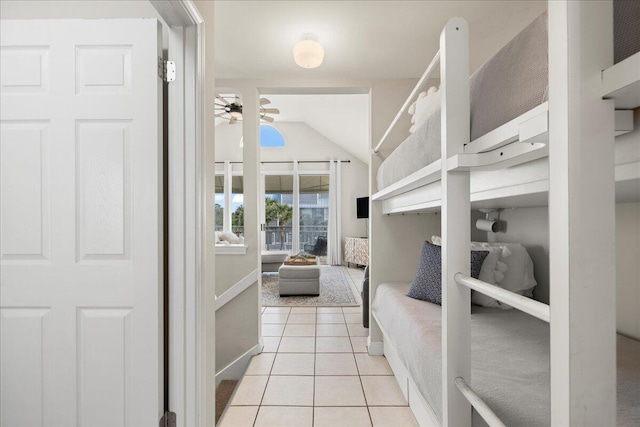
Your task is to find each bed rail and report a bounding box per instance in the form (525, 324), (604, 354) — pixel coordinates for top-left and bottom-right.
(454, 273), (550, 323)
(454, 377), (506, 427)
(373, 50), (440, 154)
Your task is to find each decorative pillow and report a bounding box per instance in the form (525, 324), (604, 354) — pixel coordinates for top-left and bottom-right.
(407, 241), (488, 305)
(408, 86), (439, 134)
(218, 231), (240, 244)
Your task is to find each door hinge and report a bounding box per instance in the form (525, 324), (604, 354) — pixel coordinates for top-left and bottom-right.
(160, 411), (176, 427)
(158, 58), (176, 83)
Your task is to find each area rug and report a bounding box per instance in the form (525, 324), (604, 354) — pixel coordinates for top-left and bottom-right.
(262, 266), (359, 306)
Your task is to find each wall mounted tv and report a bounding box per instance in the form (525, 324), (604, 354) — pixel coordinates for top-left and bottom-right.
(356, 197), (369, 219)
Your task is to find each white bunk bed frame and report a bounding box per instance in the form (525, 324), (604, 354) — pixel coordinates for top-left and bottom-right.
(370, 1), (639, 426)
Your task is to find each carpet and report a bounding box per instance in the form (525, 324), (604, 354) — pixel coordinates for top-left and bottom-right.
(262, 266), (359, 306)
(215, 380), (238, 424)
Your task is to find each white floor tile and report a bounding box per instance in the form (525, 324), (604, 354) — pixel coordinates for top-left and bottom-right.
(317, 313), (345, 324)
(350, 336), (369, 353)
(361, 376), (408, 406)
(283, 324), (315, 337)
(314, 376), (367, 406)
(290, 307), (316, 314)
(287, 313), (316, 324)
(218, 406), (259, 427)
(277, 336), (315, 353)
(229, 376), (269, 406)
(315, 353), (358, 376)
(262, 324), (285, 337)
(316, 323), (349, 337)
(369, 407), (418, 427)
(313, 407), (372, 427)
(316, 336), (353, 353)
(262, 313), (289, 324)
(355, 354), (393, 375)
(262, 337), (280, 353)
(317, 307), (343, 313)
(342, 306), (363, 314)
(347, 323), (369, 337)
(263, 307), (291, 314)
(271, 353), (315, 376)
(254, 406), (313, 427)
(261, 376), (314, 406)
(245, 353), (275, 375)
(344, 313), (363, 324)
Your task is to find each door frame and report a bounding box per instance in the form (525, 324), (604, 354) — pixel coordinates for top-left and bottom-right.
(149, 2), (210, 426)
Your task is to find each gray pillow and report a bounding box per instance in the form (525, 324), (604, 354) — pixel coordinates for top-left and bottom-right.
(407, 241), (488, 305)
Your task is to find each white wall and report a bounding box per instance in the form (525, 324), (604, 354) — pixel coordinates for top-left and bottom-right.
(0, 0), (168, 45)
(616, 202), (640, 340)
(215, 121), (370, 245)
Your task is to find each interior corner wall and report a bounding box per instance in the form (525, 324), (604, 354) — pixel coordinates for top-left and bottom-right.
(214, 121), (369, 256)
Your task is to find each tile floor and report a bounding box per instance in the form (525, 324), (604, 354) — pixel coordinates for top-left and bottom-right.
(218, 303), (418, 427)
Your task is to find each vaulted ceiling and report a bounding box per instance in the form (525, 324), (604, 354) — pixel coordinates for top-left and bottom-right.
(211, 1), (547, 164)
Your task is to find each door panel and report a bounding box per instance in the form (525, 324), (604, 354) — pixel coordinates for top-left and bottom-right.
(0, 19), (162, 426)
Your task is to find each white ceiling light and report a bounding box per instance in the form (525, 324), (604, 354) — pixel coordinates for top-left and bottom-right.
(293, 34), (324, 69)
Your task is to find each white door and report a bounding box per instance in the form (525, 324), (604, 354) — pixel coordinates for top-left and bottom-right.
(0, 19), (163, 426)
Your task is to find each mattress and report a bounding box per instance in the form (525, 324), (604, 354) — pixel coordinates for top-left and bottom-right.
(376, 13), (548, 191)
(372, 282), (640, 426)
(377, 2), (640, 192)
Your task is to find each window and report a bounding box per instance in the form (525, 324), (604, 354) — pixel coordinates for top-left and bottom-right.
(231, 176), (244, 236)
(214, 175), (224, 232)
(260, 125), (285, 147)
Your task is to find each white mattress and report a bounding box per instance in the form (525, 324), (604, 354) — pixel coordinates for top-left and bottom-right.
(372, 282), (640, 426)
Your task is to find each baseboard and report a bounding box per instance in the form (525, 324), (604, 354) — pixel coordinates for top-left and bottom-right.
(215, 343), (261, 387)
(367, 339), (384, 356)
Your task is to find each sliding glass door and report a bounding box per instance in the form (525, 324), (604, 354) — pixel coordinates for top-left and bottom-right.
(299, 175), (329, 257)
(264, 175), (294, 251)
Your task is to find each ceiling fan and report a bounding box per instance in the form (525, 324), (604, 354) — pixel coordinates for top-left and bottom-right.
(215, 94), (280, 124)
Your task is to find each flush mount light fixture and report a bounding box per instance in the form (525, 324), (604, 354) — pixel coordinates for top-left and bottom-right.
(293, 33), (324, 69)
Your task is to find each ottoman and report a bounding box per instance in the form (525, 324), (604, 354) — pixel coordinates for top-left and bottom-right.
(278, 260), (321, 296)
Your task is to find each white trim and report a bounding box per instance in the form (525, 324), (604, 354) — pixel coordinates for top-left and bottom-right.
(367, 340), (384, 356)
(215, 244), (248, 255)
(215, 343), (261, 387)
(601, 51), (640, 109)
(215, 269), (259, 312)
(150, 1), (207, 426)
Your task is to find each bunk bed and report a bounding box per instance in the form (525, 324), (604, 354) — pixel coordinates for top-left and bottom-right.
(369, 1), (640, 426)
(372, 3), (640, 215)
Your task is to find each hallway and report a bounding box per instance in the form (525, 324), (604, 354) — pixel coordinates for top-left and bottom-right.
(218, 306), (418, 426)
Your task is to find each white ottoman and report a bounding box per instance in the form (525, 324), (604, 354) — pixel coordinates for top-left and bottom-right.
(278, 260), (321, 296)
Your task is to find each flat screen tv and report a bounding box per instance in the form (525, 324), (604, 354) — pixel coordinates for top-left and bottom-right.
(356, 197), (369, 219)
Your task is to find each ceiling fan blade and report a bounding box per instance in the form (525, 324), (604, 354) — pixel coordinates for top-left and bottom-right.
(262, 108), (280, 114)
(229, 116), (238, 125)
(260, 98), (271, 105)
(261, 115), (275, 123)
(216, 95), (231, 106)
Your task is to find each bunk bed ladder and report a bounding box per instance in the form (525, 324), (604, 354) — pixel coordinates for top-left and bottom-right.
(442, 1), (618, 426)
(440, 16), (473, 427)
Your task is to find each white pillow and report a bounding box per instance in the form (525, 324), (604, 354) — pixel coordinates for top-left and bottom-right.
(431, 236), (539, 309)
(413, 86), (440, 130)
(218, 231), (240, 244)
